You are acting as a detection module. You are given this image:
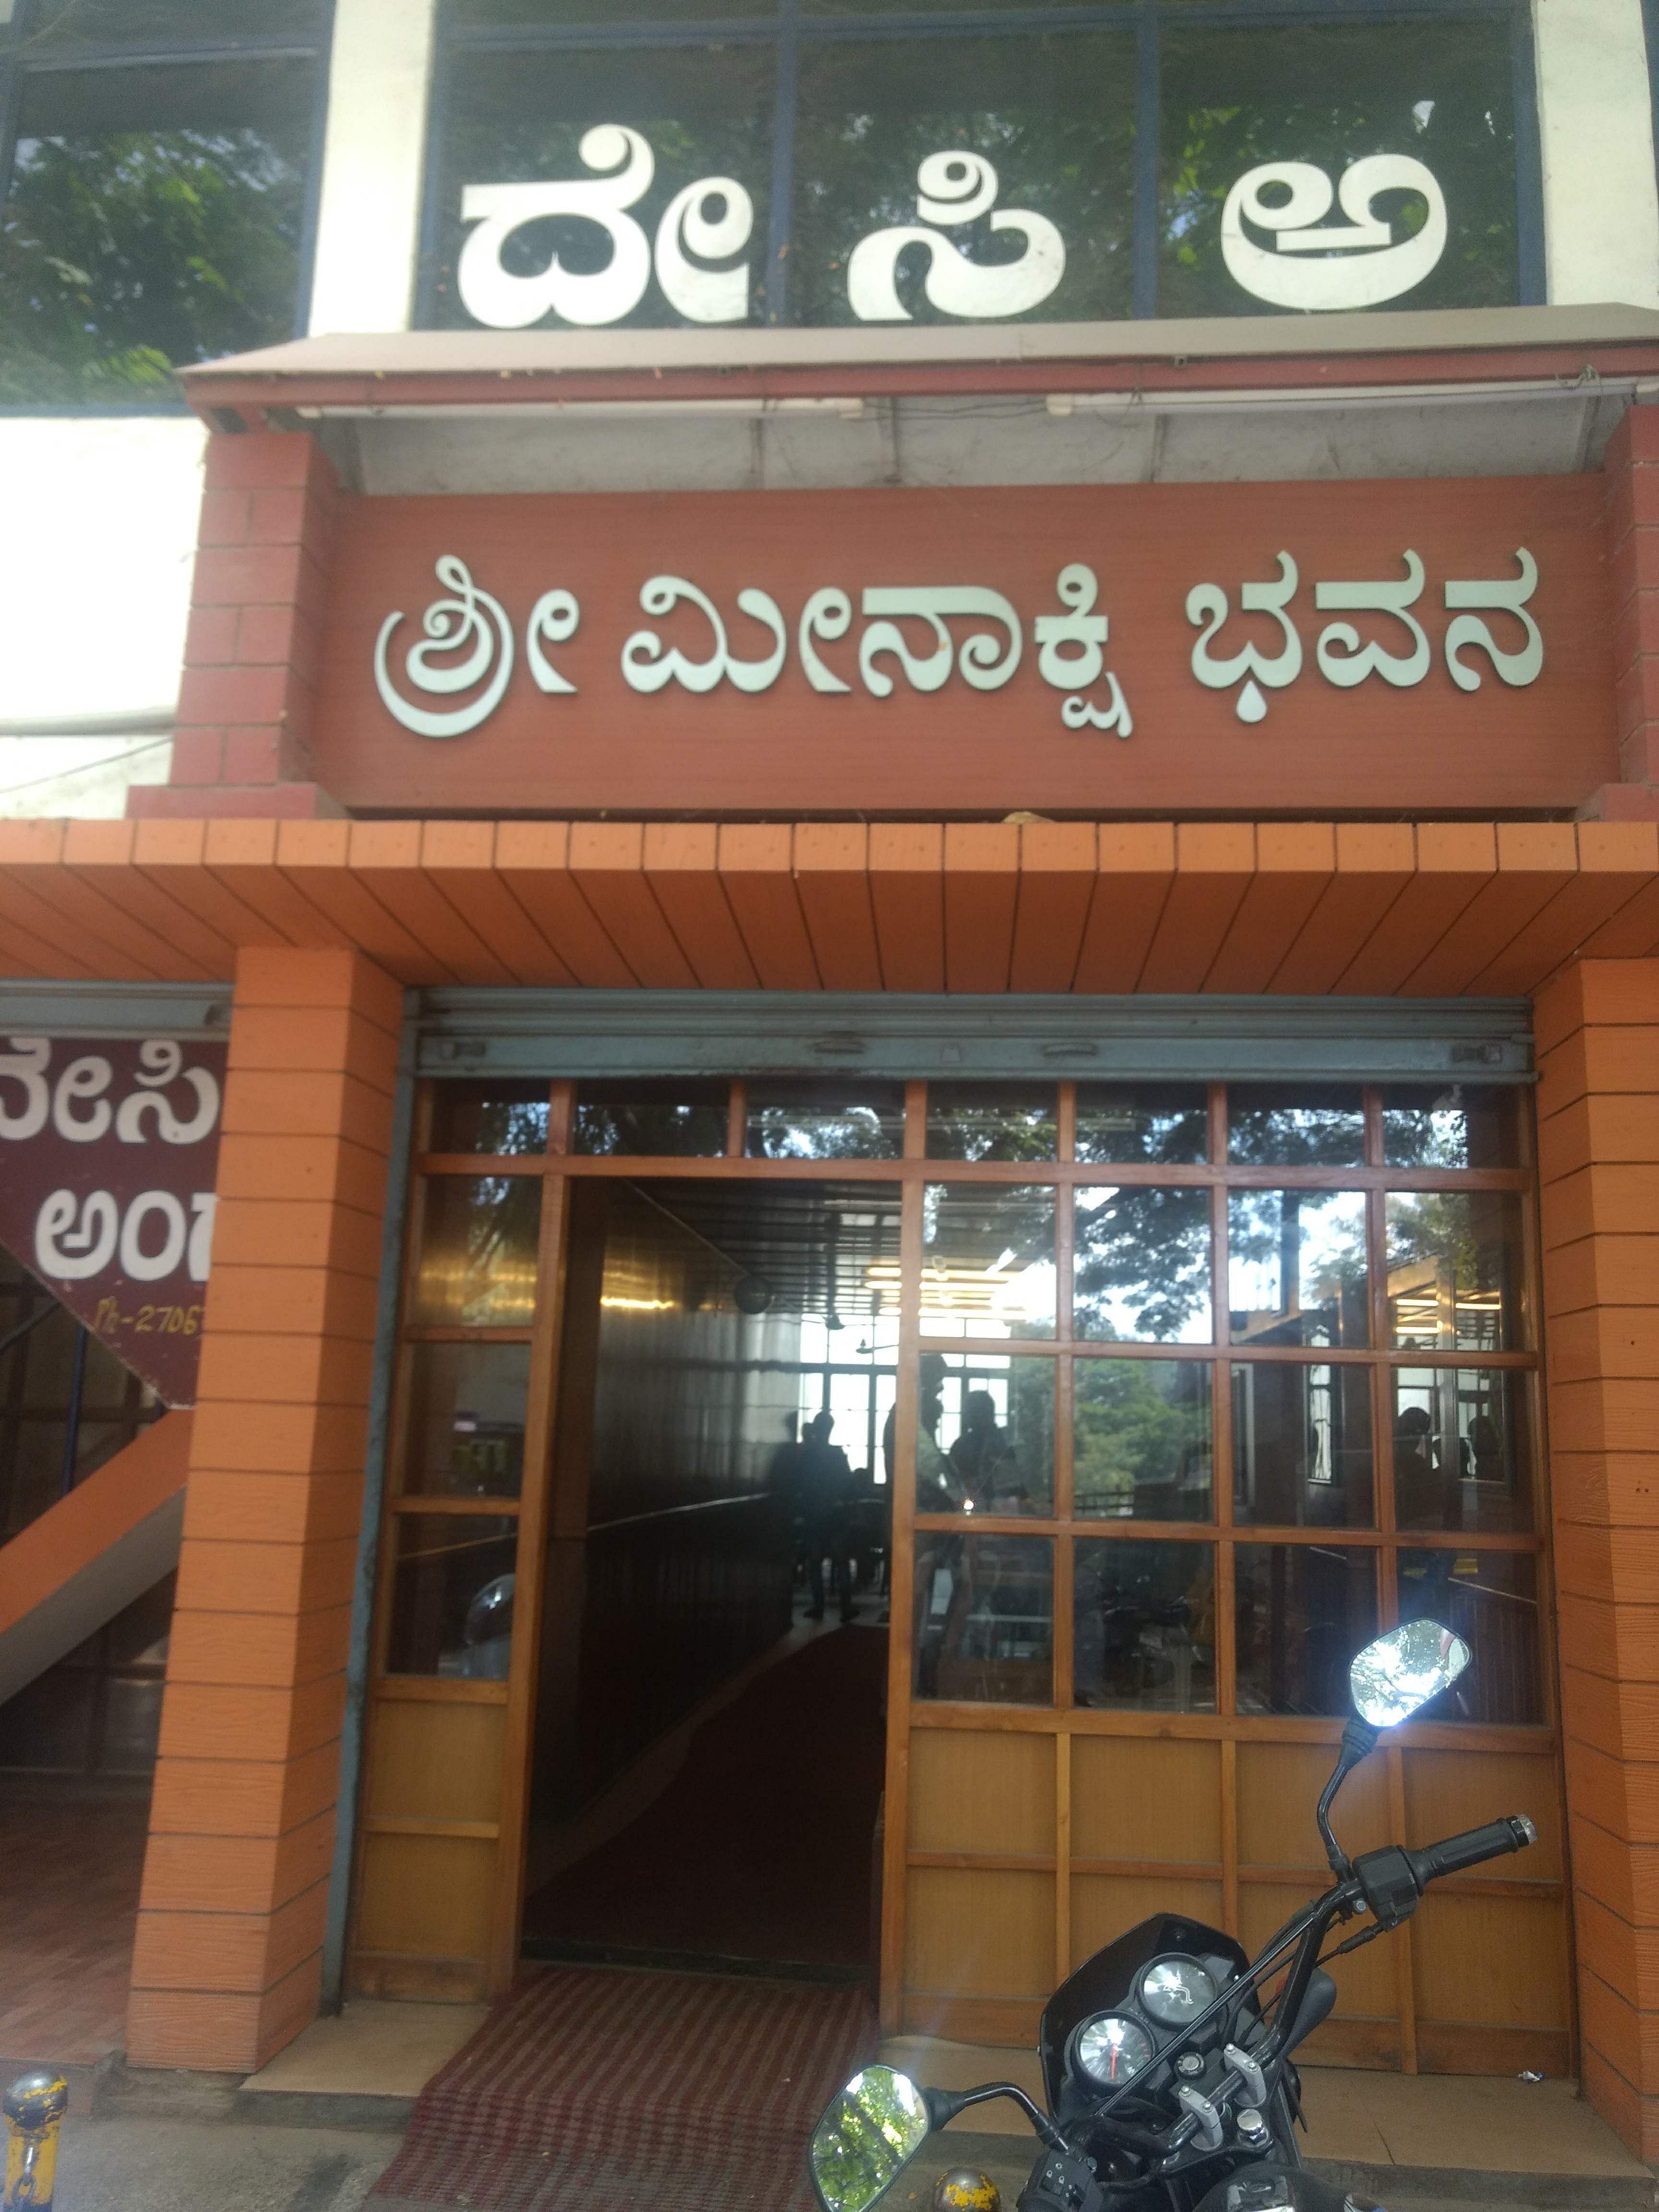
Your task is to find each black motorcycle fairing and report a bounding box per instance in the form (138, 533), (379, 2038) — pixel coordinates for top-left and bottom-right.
(1038, 1914), (1256, 2115)
(1189, 2162), (1357, 2212)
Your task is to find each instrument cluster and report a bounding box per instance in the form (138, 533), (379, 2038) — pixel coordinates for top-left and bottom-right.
(1068, 1954), (1225, 2092)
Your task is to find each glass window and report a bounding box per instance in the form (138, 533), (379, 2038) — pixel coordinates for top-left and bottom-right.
(447, 0), (773, 21)
(18, 1), (326, 40)
(1227, 1085), (1365, 1166)
(1074, 1358), (1212, 1522)
(1381, 1083), (1523, 1169)
(1157, 20), (1520, 321)
(1075, 1084), (1208, 1166)
(746, 1078), (904, 1160)
(1075, 1186), (1213, 1345)
(572, 1080), (727, 1157)
(1073, 1539), (1216, 1711)
(1390, 1369), (1530, 1535)
(1228, 1189), (1369, 1348)
(922, 1184), (1055, 1339)
(0, 59), (317, 404)
(1396, 1551), (1539, 1724)
(1386, 1191), (1526, 1352)
(926, 1083), (1057, 1163)
(433, 44), (775, 330)
(914, 1532), (1053, 1704)
(412, 1177), (542, 1327)
(916, 1351), (1054, 1515)
(386, 1514), (520, 1678)
(402, 1343), (531, 1499)
(429, 1081), (550, 1156)
(1234, 1544), (1378, 1718)
(791, 32), (1136, 328)
(1233, 1362), (1373, 1528)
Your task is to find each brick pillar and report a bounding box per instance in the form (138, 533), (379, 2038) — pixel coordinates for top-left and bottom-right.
(127, 948), (401, 2073)
(130, 430), (345, 822)
(1536, 956), (1659, 2156)
(1586, 405), (1659, 824)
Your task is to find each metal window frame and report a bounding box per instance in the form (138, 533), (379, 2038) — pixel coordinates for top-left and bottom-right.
(0, 980), (233, 1035)
(0, 0), (337, 419)
(413, 990), (1534, 1082)
(417, 0), (1545, 328)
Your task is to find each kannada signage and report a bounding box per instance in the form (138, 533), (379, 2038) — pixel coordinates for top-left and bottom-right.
(313, 478), (1614, 816)
(0, 1035), (225, 1406)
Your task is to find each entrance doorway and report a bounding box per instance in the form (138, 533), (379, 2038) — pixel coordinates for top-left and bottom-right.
(348, 1067), (1570, 2076)
(520, 1173), (902, 1976)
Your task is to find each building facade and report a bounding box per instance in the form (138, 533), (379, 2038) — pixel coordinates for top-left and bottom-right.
(5, 0), (1659, 2166)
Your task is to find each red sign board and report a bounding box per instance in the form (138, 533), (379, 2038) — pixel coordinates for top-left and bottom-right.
(0, 1035), (226, 1407)
(312, 477), (1614, 816)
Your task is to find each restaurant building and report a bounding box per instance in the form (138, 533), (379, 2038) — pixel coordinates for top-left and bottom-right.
(6, 0), (1659, 2164)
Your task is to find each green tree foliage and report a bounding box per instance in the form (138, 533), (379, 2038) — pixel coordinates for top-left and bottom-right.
(1074, 1360), (1210, 1518)
(0, 122), (304, 402)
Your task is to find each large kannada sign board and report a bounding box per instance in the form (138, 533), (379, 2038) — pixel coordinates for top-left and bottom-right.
(313, 477), (1614, 817)
(0, 1035), (225, 1407)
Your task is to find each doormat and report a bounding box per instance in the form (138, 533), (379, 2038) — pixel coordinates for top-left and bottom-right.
(367, 1964), (878, 2212)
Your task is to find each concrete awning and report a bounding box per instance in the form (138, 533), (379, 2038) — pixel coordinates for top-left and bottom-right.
(0, 817), (1654, 997)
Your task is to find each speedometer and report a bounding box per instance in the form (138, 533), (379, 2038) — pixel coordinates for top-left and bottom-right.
(1139, 1955), (1220, 2026)
(1073, 2013), (1154, 2088)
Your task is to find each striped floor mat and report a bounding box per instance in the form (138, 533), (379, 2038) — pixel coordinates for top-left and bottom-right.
(368, 1965), (879, 2212)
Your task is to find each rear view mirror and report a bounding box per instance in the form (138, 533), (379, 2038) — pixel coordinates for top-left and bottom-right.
(810, 2065), (931, 2212)
(1350, 1620), (1470, 1728)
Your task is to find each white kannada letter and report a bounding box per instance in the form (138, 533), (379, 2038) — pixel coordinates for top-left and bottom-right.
(457, 124), (654, 330)
(621, 579), (785, 694)
(848, 153), (1064, 323)
(1035, 564), (1108, 691)
(655, 177), (754, 324)
(52, 1055), (114, 1142)
(35, 1189), (119, 1280)
(375, 555), (515, 739)
(527, 589), (580, 695)
(116, 1062), (220, 1145)
(120, 1191), (189, 1284)
(1444, 550), (1544, 692)
(1186, 553), (1304, 723)
(859, 588), (1022, 696)
(188, 1192), (217, 1284)
(799, 589), (853, 695)
(1221, 156), (1447, 312)
(1315, 551), (1431, 688)
(0, 1038), (50, 1141)
(1062, 678), (1133, 738)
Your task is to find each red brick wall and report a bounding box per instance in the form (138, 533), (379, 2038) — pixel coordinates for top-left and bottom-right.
(131, 432), (343, 822)
(126, 947), (400, 2071)
(1537, 956), (1659, 2155)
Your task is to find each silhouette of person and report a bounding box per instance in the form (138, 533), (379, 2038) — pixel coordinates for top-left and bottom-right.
(799, 1409), (856, 1623)
(1395, 1403), (1458, 1624)
(950, 1388), (1021, 1510)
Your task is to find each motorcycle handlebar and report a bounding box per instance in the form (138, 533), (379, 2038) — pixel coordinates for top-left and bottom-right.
(1407, 1815), (1537, 1888)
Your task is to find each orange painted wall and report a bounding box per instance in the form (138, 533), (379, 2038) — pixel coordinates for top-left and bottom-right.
(1537, 956), (1659, 2159)
(126, 947), (400, 2073)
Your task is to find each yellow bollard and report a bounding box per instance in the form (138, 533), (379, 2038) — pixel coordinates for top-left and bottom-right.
(3, 2074), (67, 2212)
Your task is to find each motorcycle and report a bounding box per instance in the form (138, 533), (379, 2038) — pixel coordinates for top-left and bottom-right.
(808, 1619), (1536, 2212)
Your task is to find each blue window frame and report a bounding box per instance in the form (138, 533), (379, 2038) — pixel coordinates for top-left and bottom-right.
(421, 0), (1545, 333)
(0, 0), (334, 411)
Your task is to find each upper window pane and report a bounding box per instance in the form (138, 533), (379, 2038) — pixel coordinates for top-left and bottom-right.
(0, 58), (315, 404)
(429, 1081), (549, 1156)
(1074, 1357), (1212, 1522)
(918, 1350), (1055, 1516)
(434, 45), (775, 331)
(413, 1177), (542, 1327)
(1227, 1085), (1364, 1166)
(1386, 1191), (1526, 1352)
(1157, 20), (1519, 321)
(1233, 1361), (1373, 1528)
(1381, 1084), (1523, 1169)
(1075, 1186), (1213, 1345)
(1229, 1189), (1369, 1349)
(572, 1080), (727, 1157)
(746, 1078), (904, 1160)
(18, 0), (326, 40)
(791, 32), (1136, 328)
(1075, 1084), (1208, 1167)
(922, 1184), (1056, 1339)
(926, 1083), (1056, 1163)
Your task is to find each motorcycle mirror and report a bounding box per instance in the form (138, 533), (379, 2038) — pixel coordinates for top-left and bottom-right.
(810, 2065), (931, 2212)
(1349, 1620), (1471, 1728)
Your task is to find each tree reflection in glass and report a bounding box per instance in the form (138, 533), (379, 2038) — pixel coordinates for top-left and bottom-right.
(1074, 1186), (1213, 1344)
(1385, 1191), (1525, 1351)
(413, 1178), (543, 1327)
(1074, 1359), (1212, 1521)
(1228, 1189), (1368, 1348)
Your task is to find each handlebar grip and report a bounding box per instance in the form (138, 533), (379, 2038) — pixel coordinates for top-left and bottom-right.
(1407, 1815), (1537, 1887)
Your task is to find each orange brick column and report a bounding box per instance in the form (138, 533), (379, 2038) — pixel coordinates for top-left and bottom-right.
(1536, 956), (1659, 2156)
(127, 947), (402, 2072)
